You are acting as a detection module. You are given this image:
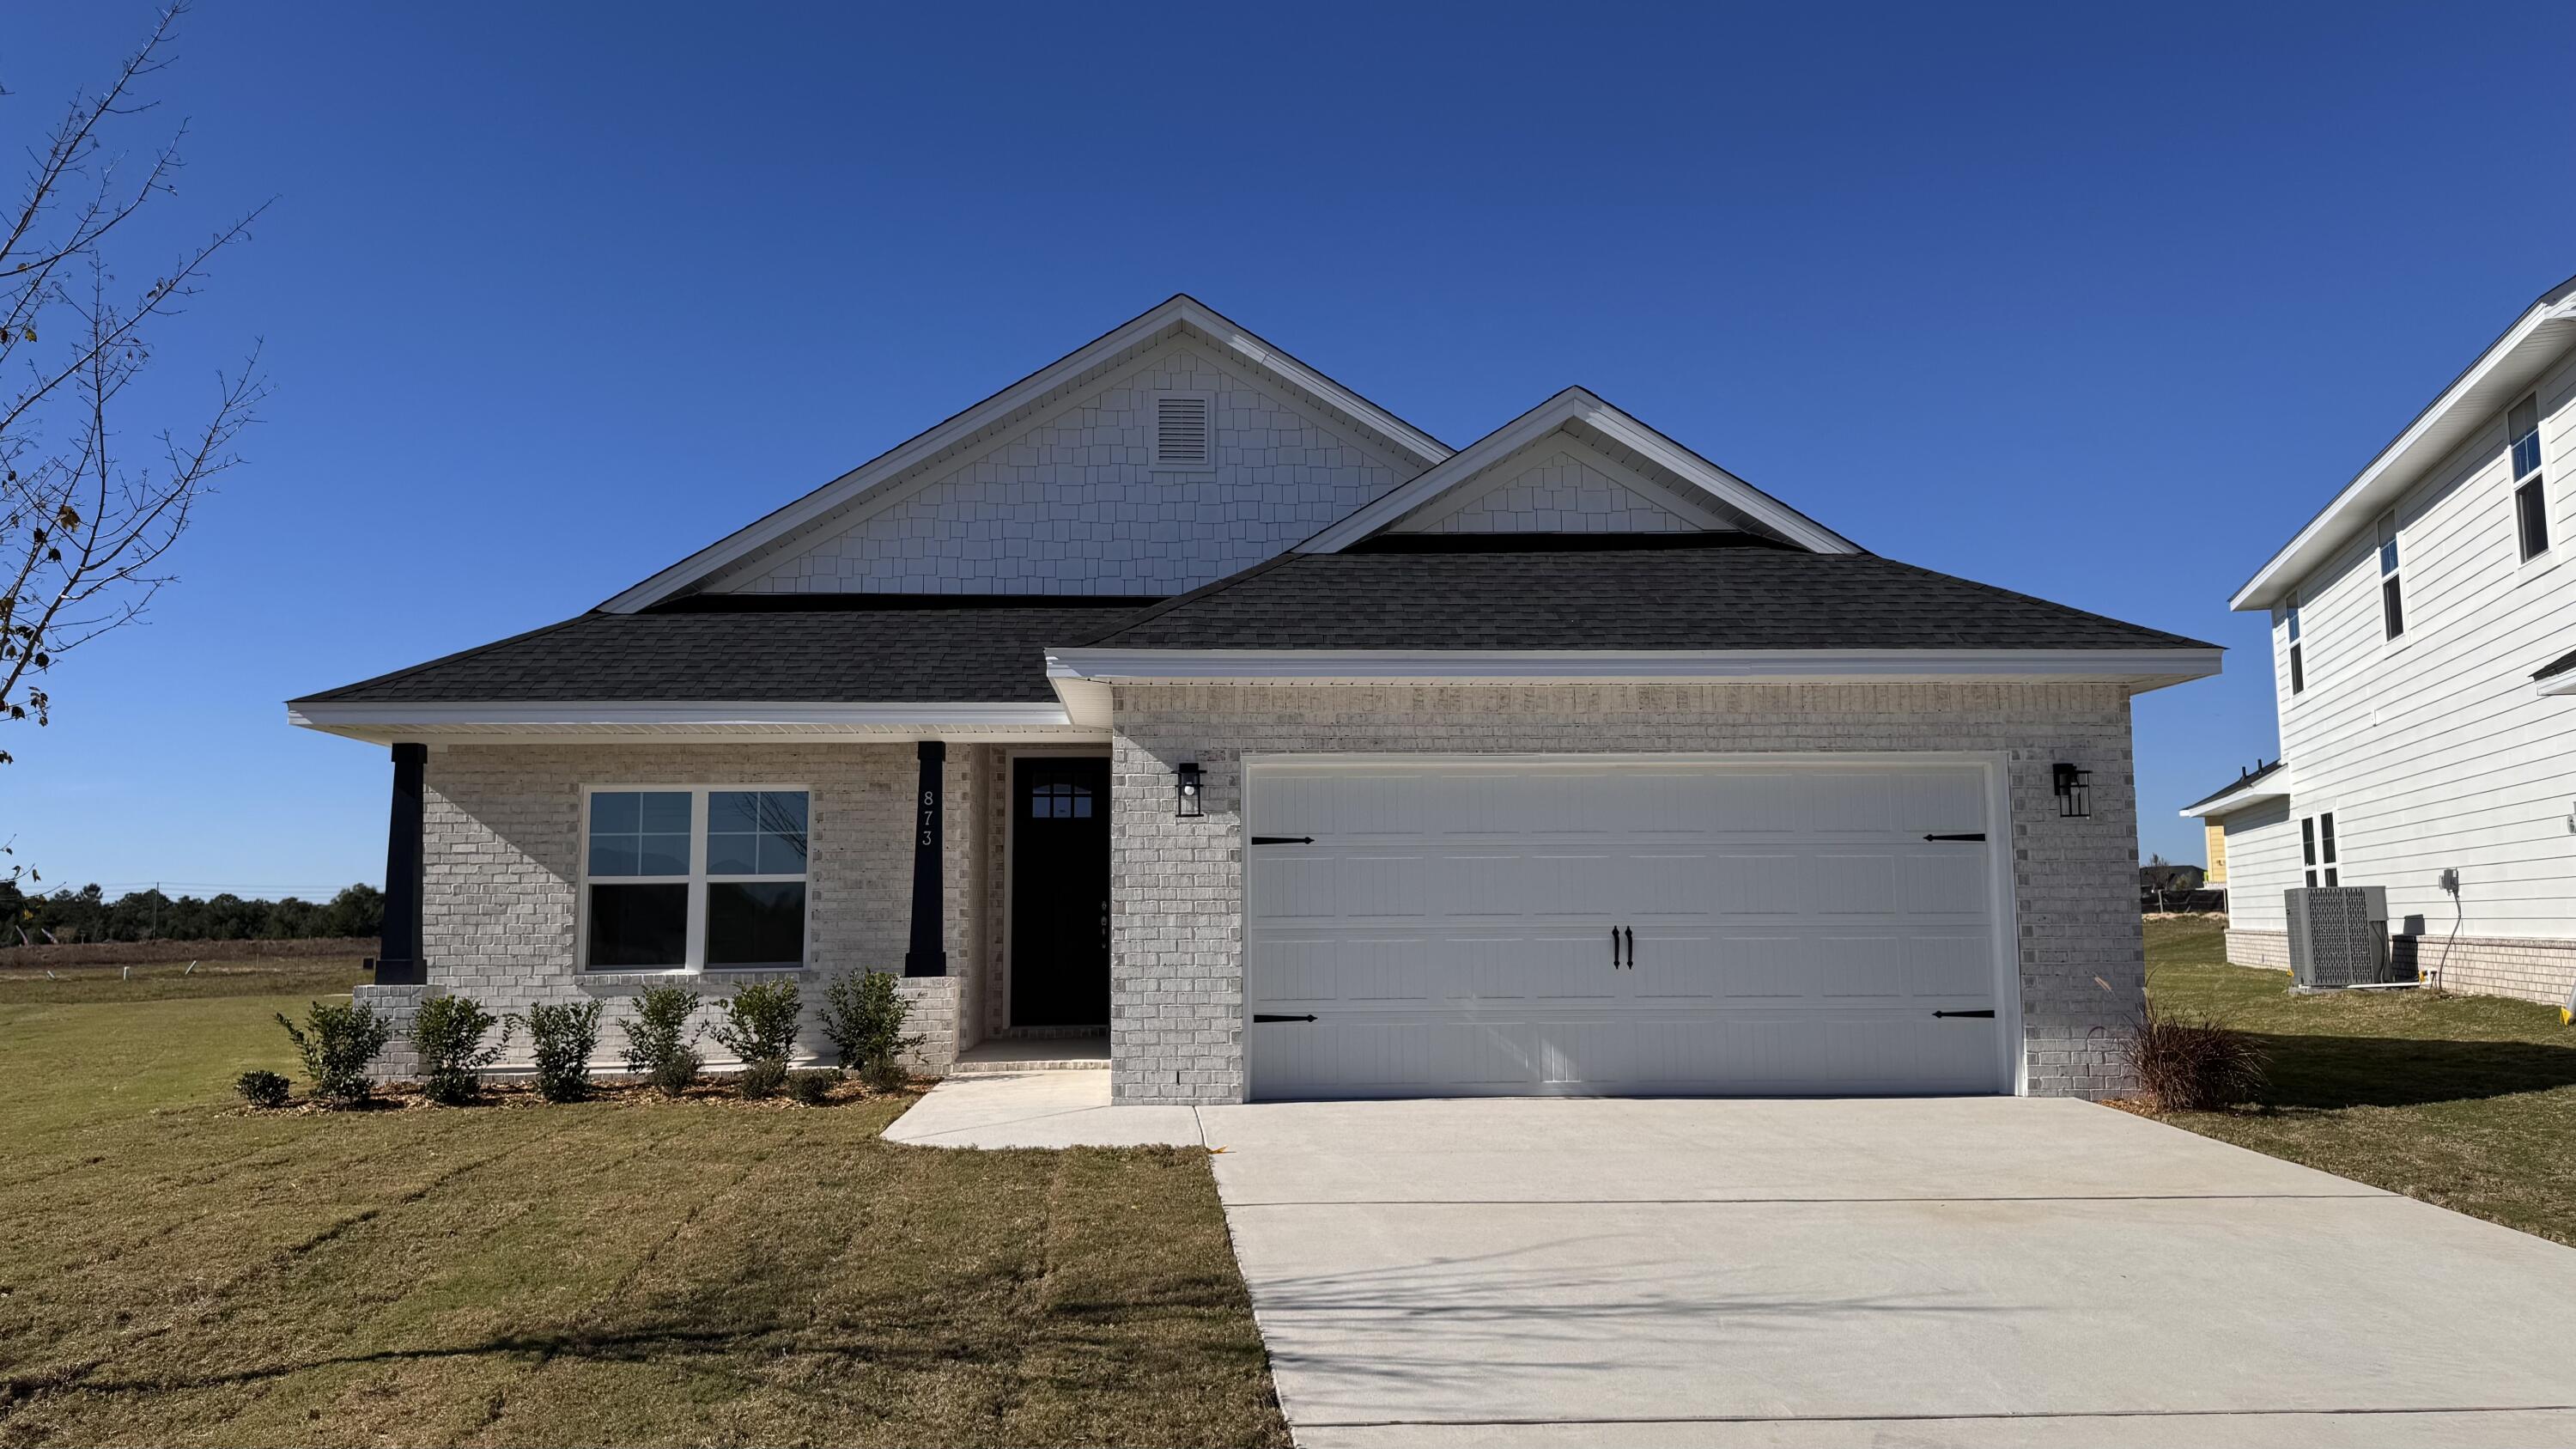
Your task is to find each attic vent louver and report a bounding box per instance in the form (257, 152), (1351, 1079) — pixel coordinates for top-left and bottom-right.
(1153, 393), (1211, 467)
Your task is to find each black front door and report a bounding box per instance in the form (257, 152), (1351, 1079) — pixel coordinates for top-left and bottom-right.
(1012, 757), (1110, 1026)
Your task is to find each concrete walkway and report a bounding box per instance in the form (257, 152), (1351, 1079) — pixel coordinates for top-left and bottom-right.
(886, 1081), (2576, 1446)
(881, 1066), (1200, 1148)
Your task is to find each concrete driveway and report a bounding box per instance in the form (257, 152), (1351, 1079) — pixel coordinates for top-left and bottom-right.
(1194, 1096), (2576, 1447)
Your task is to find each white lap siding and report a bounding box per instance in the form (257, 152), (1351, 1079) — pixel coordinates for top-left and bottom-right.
(364, 741), (988, 1079)
(1108, 681), (2146, 1105)
(2257, 347), (2576, 1005)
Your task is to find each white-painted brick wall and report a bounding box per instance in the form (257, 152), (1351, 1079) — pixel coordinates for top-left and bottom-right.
(726, 339), (1414, 597)
(390, 741), (986, 1080)
(1107, 682), (2146, 1105)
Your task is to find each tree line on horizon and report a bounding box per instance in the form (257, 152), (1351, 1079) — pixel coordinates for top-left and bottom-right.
(0, 883), (382, 946)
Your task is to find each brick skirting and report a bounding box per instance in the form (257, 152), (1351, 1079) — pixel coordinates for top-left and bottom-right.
(2225, 927), (2576, 1008)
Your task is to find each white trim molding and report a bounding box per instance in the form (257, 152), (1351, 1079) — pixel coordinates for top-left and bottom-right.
(2233, 281), (2576, 612)
(286, 699), (1098, 745)
(1048, 646), (2221, 691)
(2177, 770), (2293, 819)
(1298, 387), (1860, 556)
(598, 295), (1453, 614)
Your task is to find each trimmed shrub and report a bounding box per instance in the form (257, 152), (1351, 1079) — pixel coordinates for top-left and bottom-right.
(648, 1047), (702, 1099)
(712, 979), (802, 1068)
(820, 970), (922, 1087)
(2127, 1004), (2268, 1112)
(275, 1000), (392, 1107)
(413, 994), (510, 1105)
(737, 1058), (790, 1100)
(786, 1068), (838, 1106)
(619, 984), (703, 1088)
(235, 1068), (291, 1109)
(518, 1000), (605, 1103)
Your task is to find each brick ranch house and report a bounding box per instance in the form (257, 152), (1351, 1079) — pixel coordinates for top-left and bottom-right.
(290, 296), (2218, 1103)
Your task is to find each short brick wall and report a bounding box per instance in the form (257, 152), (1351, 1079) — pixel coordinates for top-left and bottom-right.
(2227, 926), (2576, 1008)
(1108, 680), (2148, 1105)
(374, 741), (984, 1081)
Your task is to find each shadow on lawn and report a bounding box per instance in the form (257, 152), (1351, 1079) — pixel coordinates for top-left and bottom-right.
(2249, 1032), (2576, 1110)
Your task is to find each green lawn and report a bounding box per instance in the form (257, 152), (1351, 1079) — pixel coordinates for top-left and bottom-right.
(2145, 915), (2576, 1247)
(0, 962), (1286, 1447)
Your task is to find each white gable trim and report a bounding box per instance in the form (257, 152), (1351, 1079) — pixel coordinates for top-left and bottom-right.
(2233, 278), (2576, 612)
(1299, 387), (1860, 555)
(287, 698), (1092, 745)
(599, 296), (1453, 613)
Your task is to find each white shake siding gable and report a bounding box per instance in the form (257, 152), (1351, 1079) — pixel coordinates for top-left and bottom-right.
(715, 337), (1420, 598)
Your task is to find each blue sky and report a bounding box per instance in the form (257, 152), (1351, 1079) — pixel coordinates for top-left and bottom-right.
(9, 2), (2573, 897)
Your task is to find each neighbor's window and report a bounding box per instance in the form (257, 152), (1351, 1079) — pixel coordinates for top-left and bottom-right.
(2286, 598), (2306, 694)
(2319, 811), (2339, 887)
(584, 787), (810, 971)
(2511, 395), (2549, 562)
(2378, 510), (2404, 640)
(2301, 812), (2339, 888)
(2301, 815), (2318, 887)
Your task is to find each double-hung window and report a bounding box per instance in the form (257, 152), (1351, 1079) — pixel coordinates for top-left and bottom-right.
(2285, 597), (2306, 695)
(2511, 395), (2549, 562)
(583, 787), (810, 971)
(2300, 812), (2339, 888)
(2377, 510), (2404, 640)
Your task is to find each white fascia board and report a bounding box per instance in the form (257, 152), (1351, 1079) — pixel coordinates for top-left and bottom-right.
(2534, 673), (2576, 698)
(1048, 646), (2222, 690)
(1299, 388), (1860, 556)
(2232, 301), (2576, 612)
(598, 296), (1452, 614)
(288, 699), (1076, 735)
(2178, 773), (2292, 819)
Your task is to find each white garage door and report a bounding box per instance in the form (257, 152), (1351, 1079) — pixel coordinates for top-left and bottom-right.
(1243, 757), (2012, 1100)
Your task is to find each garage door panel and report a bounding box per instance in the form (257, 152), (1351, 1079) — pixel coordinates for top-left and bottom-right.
(1712, 852), (1804, 914)
(1339, 855), (1430, 916)
(1245, 758), (2008, 1101)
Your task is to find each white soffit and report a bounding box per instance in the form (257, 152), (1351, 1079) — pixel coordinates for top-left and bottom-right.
(2177, 770), (2293, 819)
(2233, 280), (2576, 612)
(1299, 387), (1859, 555)
(286, 699), (1092, 746)
(598, 295), (1453, 614)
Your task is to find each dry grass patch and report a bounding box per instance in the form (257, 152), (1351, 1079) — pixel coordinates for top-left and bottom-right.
(0, 966), (1287, 1446)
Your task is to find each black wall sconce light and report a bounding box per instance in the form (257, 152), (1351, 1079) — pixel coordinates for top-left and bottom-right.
(1176, 762), (1204, 819)
(2052, 763), (2093, 819)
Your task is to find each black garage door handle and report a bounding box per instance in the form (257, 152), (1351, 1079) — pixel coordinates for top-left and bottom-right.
(1251, 836), (1314, 845)
(1932, 1008), (1996, 1019)
(1253, 1014), (1317, 1024)
(1924, 832), (1986, 842)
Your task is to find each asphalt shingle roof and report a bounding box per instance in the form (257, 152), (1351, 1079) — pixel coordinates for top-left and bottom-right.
(293, 600), (1151, 704)
(1078, 550), (2215, 653)
(2534, 646), (2576, 682)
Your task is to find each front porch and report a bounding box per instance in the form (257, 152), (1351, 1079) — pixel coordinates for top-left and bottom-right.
(349, 735), (1119, 1080)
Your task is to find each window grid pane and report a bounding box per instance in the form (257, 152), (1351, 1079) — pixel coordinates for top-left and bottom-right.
(2518, 479), (2549, 560)
(588, 791), (692, 879)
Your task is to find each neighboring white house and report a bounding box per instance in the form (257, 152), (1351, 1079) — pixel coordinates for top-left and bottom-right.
(292, 295), (2221, 1104)
(2188, 272), (2576, 1005)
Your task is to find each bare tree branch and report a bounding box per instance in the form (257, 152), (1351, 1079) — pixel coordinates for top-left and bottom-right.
(0, 1), (262, 877)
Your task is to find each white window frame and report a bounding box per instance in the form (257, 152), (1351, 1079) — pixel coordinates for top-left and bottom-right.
(2300, 810), (2339, 889)
(1148, 391), (1216, 471)
(2282, 595), (2306, 697)
(2510, 393), (2551, 569)
(2376, 509), (2406, 646)
(577, 782), (813, 974)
